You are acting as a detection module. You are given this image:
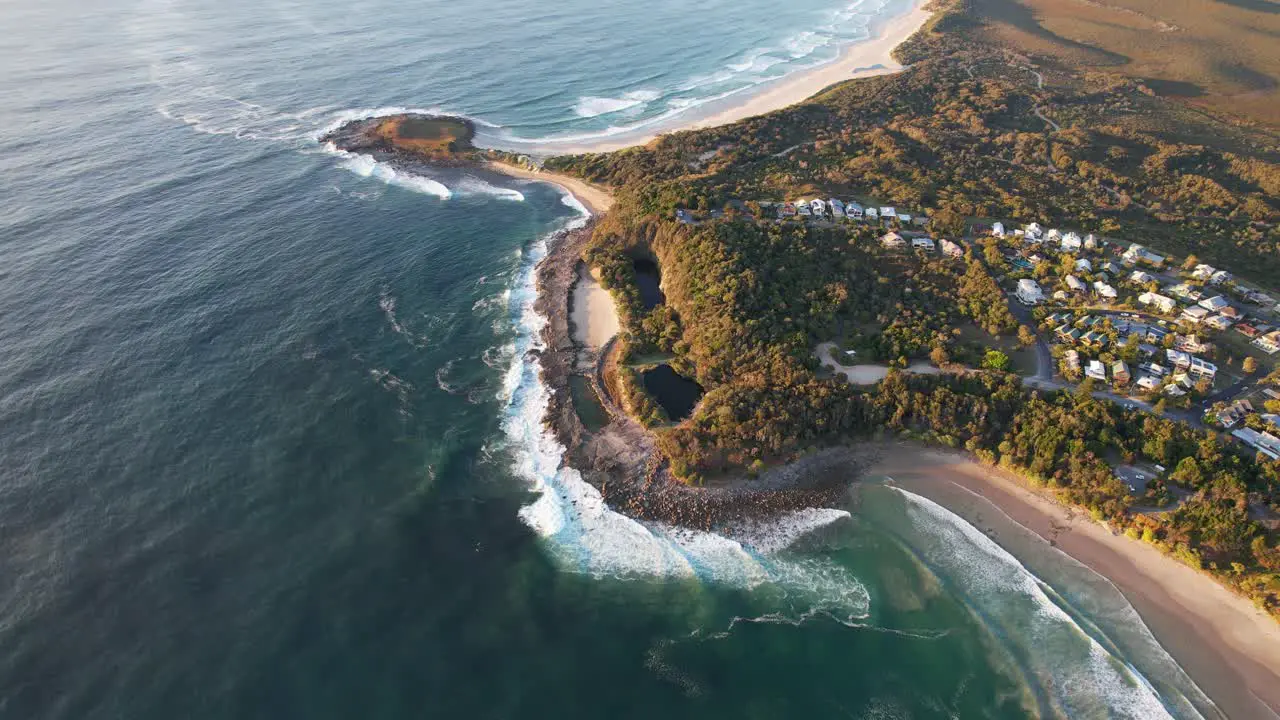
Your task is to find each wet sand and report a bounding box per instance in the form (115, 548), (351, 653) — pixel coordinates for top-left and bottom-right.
(871, 443), (1280, 720)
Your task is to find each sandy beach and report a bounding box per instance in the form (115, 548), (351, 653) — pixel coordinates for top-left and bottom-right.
(522, 2), (935, 155)
(870, 444), (1280, 720)
(486, 161), (614, 216)
(569, 264), (619, 350)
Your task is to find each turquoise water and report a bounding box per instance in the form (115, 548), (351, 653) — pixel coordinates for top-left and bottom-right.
(0, 0), (1218, 717)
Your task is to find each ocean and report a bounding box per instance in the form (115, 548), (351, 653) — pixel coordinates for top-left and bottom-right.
(0, 0), (1218, 717)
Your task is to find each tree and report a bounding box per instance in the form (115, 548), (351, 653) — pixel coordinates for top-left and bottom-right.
(930, 345), (951, 367)
(982, 349), (1011, 371)
(1244, 357), (1259, 375)
(1017, 325), (1037, 348)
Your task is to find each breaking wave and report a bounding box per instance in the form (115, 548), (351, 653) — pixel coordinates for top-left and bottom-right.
(892, 488), (1193, 720)
(573, 90), (661, 118)
(324, 143), (451, 199)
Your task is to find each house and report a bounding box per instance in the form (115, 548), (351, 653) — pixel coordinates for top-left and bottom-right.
(1064, 350), (1081, 373)
(1081, 330), (1109, 346)
(1057, 325), (1084, 343)
(1210, 270), (1232, 286)
(1219, 306), (1241, 320)
(1189, 357), (1217, 379)
(1102, 261), (1122, 276)
(865, 207), (879, 220)
(1176, 335), (1211, 354)
(1181, 306), (1210, 324)
(810, 199), (828, 217)
(1198, 295), (1230, 313)
(1061, 232), (1082, 251)
(899, 213), (913, 224)
(829, 198), (846, 218)
(1047, 228), (1063, 242)
(1123, 244), (1165, 267)
(1023, 222), (1043, 240)
(1137, 375), (1161, 391)
(779, 202), (797, 218)
(1216, 399), (1254, 428)
(1167, 283), (1202, 301)
(845, 202), (864, 219)
(797, 203), (812, 217)
(1167, 349), (1192, 369)
(939, 239), (963, 258)
(1236, 323), (1262, 339)
(880, 231), (906, 248)
(1075, 258), (1093, 273)
(1093, 281), (1117, 299)
(1016, 278), (1045, 306)
(991, 222), (1006, 237)
(1084, 233), (1099, 249)
(674, 209), (696, 224)
(1205, 315), (1234, 331)
(1255, 331), (1280, 355)
(1112, 361), (1131, 384)
(1138, 292), (1177, 313)
(1065, 275), (1087, 293)
(1232, 428), (1280, 461)
(1139, 361), (1168, 377)
(1192, 264), (1217, 281)
(1129, 270), (1156, 286)
(911, 237), (936, 251)
(1165, 385), (1188, 397)
(1086, 360), (1108, 381)
(879, 206), (897, 220)
(1046, 311), (1073, 326)
(912, 213), (929, 227)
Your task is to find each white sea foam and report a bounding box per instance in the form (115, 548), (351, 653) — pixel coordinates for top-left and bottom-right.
(456, 177), (526, 202)
(893, 488), (1186, 719)
(573, 90), (661, 118)
(324, 143), (452, 199)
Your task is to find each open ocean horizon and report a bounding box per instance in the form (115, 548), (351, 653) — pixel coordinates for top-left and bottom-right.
(0, 0), (1222, 717)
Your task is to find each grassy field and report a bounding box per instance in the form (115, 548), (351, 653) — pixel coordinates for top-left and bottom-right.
(968, 0), (1280, 128)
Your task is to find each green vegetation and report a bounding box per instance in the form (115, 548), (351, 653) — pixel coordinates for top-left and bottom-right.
(547, 0), (1280, 615)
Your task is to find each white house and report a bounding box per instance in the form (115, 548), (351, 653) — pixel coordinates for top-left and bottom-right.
(1084, 233), (1098, 249)
(1189, 357), (1217, 379)
(992, 222), (1006, 237)
(1205, 315), (1234, 331)
(1060, 232), (1082, 251)
(1210, 270), (1232, 286)
(1087, 360), (1107, 382)
(865, 207), (879, 220)
(1065, 275), (1087, 293)
(911, 237), (936, 251)
(1075, 258), (1093, 273)
(845, 202), (864, 219)
(1198, 296), (1230, 312)
(1138, 292), (1177, 313)
(1181, 306), (1210, 324)
(880, 231), (906, 248)
(1023, 223), (1044, 241)
(829, 198), (846, 218)
(1137, 376), (1161, 391)
(1232, 428), (1280, 461)
(879, 206), (897, 220)
(1093, 281), (1117, 299)
(1130, 270), (1156, 285)
(1016, 278), (1045, 306)
(1192, 264), (1217, 281)
(1046, 228), (1062, 242)
(797, 203), (812, 217)
(939, 239), (963, 257)
(810, 199), (827, 217)
(899, 213), (913, 224)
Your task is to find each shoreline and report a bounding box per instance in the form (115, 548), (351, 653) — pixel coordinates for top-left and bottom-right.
(501, 0), (934, 156)
(485, 161), (614, 216)
(870, 443), (1280, 720)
